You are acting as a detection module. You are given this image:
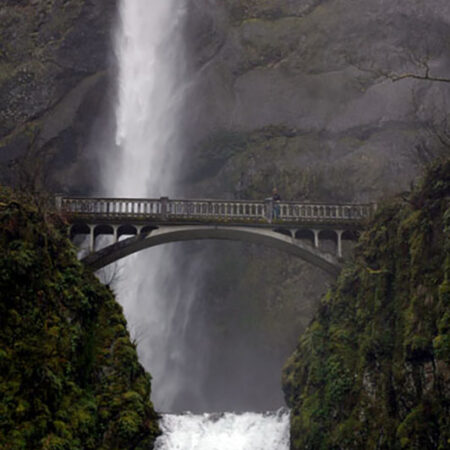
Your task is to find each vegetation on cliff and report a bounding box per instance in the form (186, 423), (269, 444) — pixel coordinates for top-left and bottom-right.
(0, 190), (160, 449)
(283, 159), (450, 449)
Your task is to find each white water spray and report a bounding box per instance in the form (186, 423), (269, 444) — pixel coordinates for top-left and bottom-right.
(155, 409), (290, 450)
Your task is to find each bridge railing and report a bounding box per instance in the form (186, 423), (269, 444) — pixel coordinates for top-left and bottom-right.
(59, 196), (375, 223)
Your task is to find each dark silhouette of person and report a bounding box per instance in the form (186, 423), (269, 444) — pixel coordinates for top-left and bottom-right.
(272, 188), (281, 219)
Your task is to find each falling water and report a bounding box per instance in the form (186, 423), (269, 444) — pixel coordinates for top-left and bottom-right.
(103, 0), (196, 412)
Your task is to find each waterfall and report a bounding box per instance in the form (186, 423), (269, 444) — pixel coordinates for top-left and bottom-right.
(102, 0), (196, 412)
(103, 2), (289, 438)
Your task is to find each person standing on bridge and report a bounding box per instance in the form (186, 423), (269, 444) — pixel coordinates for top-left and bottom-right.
(272, 188), (281, 219)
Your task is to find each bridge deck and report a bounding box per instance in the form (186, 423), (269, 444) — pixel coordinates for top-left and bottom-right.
(58, 196), (375, 227)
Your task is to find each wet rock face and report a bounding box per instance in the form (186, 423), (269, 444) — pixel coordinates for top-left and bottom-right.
(183, 0), (450, 198)
(0, 0), (117, 192)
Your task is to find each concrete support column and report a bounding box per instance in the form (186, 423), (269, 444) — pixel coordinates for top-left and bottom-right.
(336, 229), (344, 258)
(112, 225), (118, 243)
(89, 225), (95, 253)
(313, 229), (320, 248)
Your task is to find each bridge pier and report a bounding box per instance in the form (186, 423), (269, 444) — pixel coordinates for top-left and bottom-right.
(336, 229), (343, 259)
(88, 224), (95, 253)
(313, 229), (320, 248)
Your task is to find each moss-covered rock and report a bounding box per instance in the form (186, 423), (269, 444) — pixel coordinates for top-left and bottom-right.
(0, 189), (160, 449)
(282, 159), (450, 449)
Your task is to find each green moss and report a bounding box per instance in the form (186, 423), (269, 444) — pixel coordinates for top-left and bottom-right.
(0, 192), (160, 448)
(283, 159), (450, 449)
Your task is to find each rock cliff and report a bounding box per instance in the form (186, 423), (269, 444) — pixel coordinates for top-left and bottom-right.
(0, 0), (116, 192)
(0, 189), (160, 449)
(282, 159), (450, 449)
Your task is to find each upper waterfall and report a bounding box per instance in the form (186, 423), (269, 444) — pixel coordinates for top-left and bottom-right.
(109, 0), (187, 198)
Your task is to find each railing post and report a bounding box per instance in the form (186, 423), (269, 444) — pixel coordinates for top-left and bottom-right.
(160, 197), (168, 220)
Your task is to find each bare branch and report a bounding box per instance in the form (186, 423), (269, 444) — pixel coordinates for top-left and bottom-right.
(387, 72), (450, 84)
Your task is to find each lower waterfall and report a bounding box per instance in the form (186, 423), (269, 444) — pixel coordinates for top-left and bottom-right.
(155, 409), (290, 450)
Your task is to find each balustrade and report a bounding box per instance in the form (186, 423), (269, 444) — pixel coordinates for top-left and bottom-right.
(59, 196), (374, 224)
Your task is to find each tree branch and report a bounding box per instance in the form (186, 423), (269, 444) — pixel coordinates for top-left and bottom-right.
(387, 72), (450, 83)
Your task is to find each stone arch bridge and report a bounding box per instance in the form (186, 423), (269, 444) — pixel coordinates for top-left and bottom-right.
(57, 196), (376, 276)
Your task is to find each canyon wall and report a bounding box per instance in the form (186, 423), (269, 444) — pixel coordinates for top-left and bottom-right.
(175, 0), (450, 410)
(0, 0), (449, 412)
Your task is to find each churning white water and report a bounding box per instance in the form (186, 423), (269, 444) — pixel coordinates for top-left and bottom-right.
(155, 409), (290, 450)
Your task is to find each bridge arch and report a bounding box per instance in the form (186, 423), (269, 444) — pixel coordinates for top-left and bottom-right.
(81, 225), (342, 276)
